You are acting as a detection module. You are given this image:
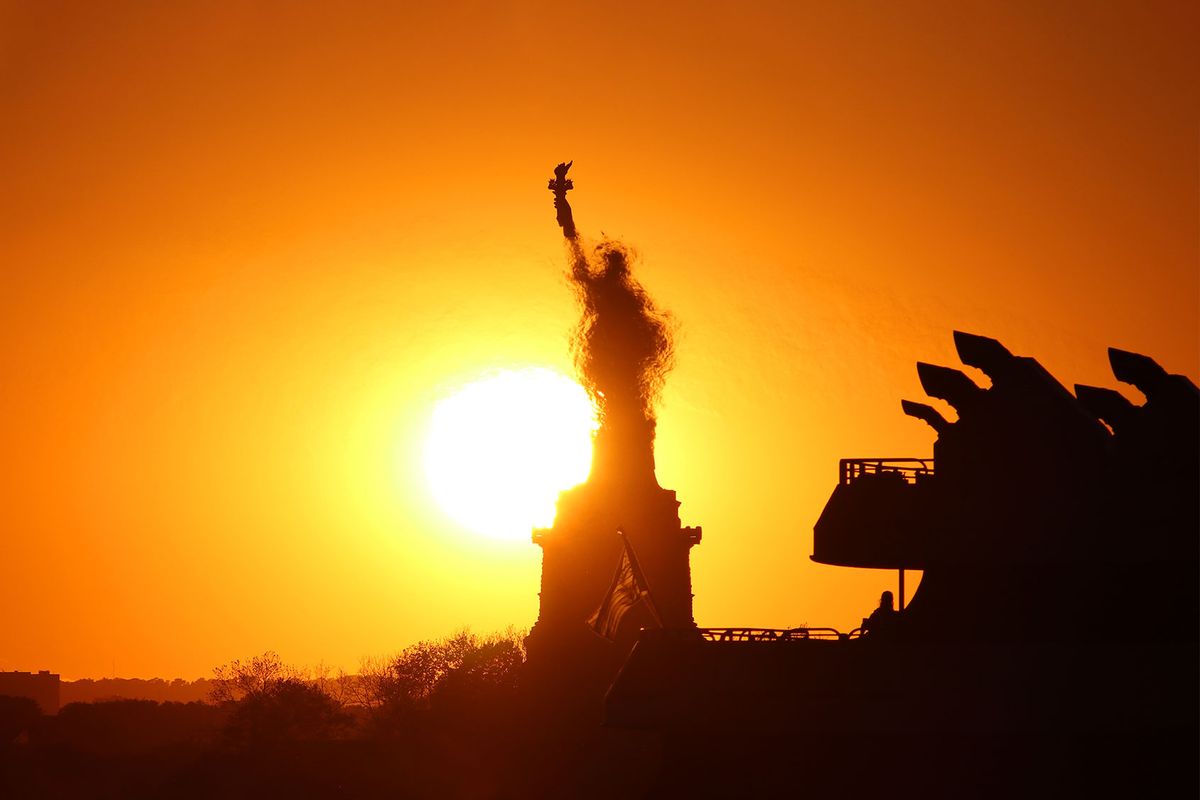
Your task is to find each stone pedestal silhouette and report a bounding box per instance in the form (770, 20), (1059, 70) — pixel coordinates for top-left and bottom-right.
(524, 416), (701, 707)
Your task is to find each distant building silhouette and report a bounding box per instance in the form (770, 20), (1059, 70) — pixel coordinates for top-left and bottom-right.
(0, 670), (61, 714)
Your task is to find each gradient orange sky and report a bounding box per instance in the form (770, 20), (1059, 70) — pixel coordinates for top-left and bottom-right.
(2, 1), (1196, 679)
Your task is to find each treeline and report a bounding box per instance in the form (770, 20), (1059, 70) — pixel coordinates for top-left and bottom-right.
(63, 678), (214, 705)
(0, 628), (613, 799)
(204, 627), (526, 747)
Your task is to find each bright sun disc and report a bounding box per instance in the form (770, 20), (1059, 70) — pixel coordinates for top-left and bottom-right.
(424, 368), (597, 540)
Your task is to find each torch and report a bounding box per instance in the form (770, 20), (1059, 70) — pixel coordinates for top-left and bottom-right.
(549, 161), (576, 239)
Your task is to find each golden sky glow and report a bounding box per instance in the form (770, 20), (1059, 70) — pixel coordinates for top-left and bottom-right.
(1, 1), (1196, 679)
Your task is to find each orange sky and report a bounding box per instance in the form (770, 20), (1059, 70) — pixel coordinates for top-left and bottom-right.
(2, 1), (1196, 679)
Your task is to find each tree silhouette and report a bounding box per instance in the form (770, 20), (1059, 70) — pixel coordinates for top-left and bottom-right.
(210, 651), (348, 748)
(354, 628), (526, 726)
(209, 651), (303, 704)
(222, 679), (349, 748)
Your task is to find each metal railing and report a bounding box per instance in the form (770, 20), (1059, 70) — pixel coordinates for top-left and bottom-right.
(839, 458), (933, 486)
(699, 627), (860, 643)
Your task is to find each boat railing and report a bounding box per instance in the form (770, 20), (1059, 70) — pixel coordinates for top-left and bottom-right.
(699, 627), (861, 643)
(839, 458), (934, 486)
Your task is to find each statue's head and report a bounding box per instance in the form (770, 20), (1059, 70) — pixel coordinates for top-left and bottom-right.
(596, 242), (629, 280)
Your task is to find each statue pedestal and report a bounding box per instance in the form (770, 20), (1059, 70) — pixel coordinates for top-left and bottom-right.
(524, 469), (701, 707)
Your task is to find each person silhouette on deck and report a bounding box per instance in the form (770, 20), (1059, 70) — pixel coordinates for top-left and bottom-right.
(862, 591), (898, 639)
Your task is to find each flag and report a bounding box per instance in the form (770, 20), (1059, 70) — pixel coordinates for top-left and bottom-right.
(587, 531), (663, 640)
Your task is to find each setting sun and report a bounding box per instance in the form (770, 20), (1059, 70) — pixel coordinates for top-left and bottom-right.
(424, 368), (597, 540)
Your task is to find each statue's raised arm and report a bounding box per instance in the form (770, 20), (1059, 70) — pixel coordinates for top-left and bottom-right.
(548, 161), (577, 239)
